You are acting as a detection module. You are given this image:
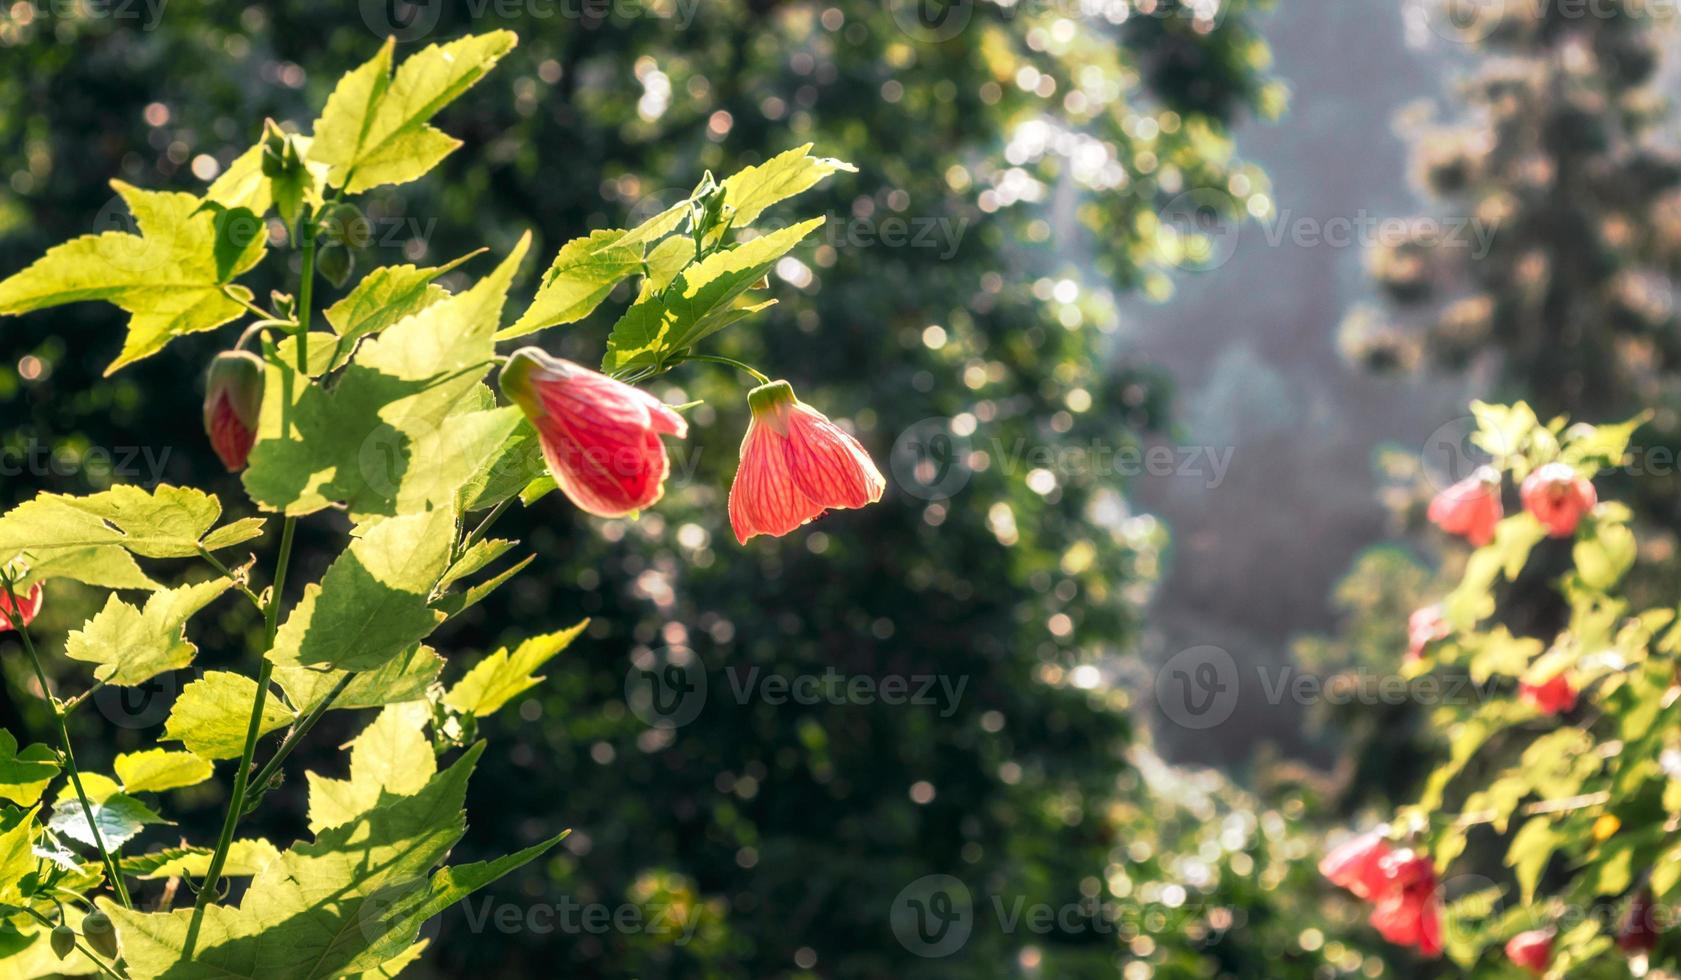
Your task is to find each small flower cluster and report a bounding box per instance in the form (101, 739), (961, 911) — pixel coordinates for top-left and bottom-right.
(1415, 460), (1600, 711)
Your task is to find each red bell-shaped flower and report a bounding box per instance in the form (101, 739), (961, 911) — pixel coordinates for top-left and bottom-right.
(500, 348), (687, 518)
(1519, 673), (1577, 716)
(1428, 466), (1503, 546)
(0, 581), (43, 634)
(728, 380), (885, 543)
(1407, 605), (1450, 662)
(1505, 929), (1553, 975)
(1319, 830), (1394, 901)
(1367, 849), (1443, 957)
(1521, 462), (1596, 538)
(203, 350), (265, 472)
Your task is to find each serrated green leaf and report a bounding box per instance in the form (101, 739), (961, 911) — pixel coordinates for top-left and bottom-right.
(163, 671), (296, 760)
(456, 422), (547, 514)
(268, 509), (454, 673)
(114, 750), (214, 795)
(306, 702), (435, 834)
(48, 792), (168, 850)
(273, 644), (445, 718)
(1575, 519), (1636, 591)
(121, 839), (281, 881)
(0, 485), (252, 567)
(431, 554), (532, 620)
(308, 33), (517, 194)
(325, 251), (481, 357)
(65, 579), (233, 686)
(243, 237), (528, 518)
(443, 622), (587, 718)
(720, 144), (856, 229)
(499, 229), (643, 340)
(0, 732), (58, 807)
(603, 218), (824, 373)
(438, 538), (517, 593)
(0, 183), (266, 374)
(105, 744), (562, 980)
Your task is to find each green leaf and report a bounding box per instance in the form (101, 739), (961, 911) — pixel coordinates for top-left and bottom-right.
(269, 508), (455, 673)
(0, 807), (39, 906)
(64, 579), (233, 686)
(205, 136), (329, 223)
(499, 229), (643, 340)
(0, 484), (260, 565)
(444, 622), (588, 718)
(308, 33), (517, 194)
(243, 237), (528, 518)
(105, 744), (563, 980)
(1506, 816), (1560, 904)
(273, 644), (445, 717)
(114, 750), (214, 795)
(602, 217), (824, 373)
(0, 732), (58, 807)
(305, 702), (435, 834)
(0, 183), (267, 375)
(430, 554), (533, 620)
(720, 144), (856, 229)
(456, 423), (547, 514)
(324, 250), (481, 355)
(163, 672), (296, 760)
(48, 792), (168, 850)
(121, 839), (281, 880)
(1575, 519), (1637, 591)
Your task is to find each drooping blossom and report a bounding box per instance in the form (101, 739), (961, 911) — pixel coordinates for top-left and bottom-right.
(203, 350), (265, 472)
(729, 380), (885, 543)
(1367, 850), (1443, 958)
(1521, 462), (1596, 538)
(1407, 605), (1450, 662)
(0, 581), (43, 633)
(1505, 929), (1553, 975)
(1428, 466), (1503, 546)
(1519, 673), (1577, 716)
(1618, 888), (1660, 954)
(500, 348), (687, 518)
(1320, 831), (1395, 901)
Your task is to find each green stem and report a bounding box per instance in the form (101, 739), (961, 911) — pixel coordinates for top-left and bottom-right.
(197, 548), (264, 613)
(188, 213), (317, 952)
(0, 573), (132, 910)
(186, 518), (293, 946)
(243, 671), (356, 812)
(680, 353), (770, 385)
